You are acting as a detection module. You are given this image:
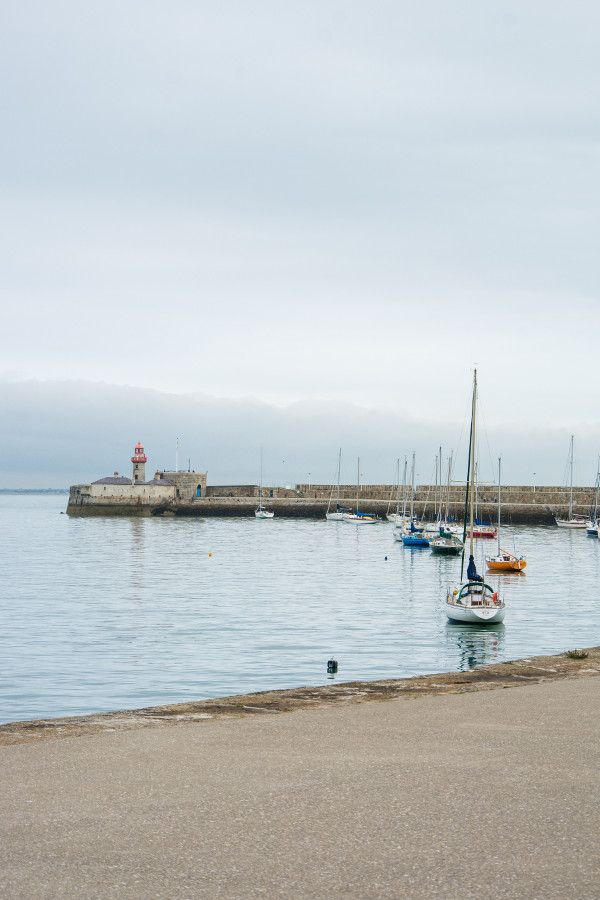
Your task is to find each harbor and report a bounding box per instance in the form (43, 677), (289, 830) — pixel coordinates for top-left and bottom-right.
(3, 491), (600, 724)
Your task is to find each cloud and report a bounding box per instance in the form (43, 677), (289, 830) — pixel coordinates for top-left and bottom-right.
(1, 379), (598, 488)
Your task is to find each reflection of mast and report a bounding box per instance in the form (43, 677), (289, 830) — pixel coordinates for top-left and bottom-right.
(129, 518), (146, 606)
(448, 624), (504, 672)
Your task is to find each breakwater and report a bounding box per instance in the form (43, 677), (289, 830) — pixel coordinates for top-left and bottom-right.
(67, 483), (595, 524)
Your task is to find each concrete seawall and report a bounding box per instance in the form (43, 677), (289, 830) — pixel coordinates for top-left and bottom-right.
(67, 483), (595, 524)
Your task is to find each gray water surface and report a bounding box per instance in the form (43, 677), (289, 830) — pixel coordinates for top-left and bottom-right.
(2, 493), (599, 723)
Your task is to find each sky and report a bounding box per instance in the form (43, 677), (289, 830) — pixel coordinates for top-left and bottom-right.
(2, 1), (600, 485)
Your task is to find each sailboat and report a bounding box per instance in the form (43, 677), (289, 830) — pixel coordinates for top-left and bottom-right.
(386, 458), (402, 523)
(326, 448), (351, 521)
(586, 457), (600, 537)
(255, 448), (274, 519)
(555, 435), (586, 528)
(446, 371), (506, 624)
(343, 457), (379, 524)
(398, 453), (430, 546)
(485, 457), (526, 572)
(431, 451), (464, 554)
(468, 463), (497, 539)
(387, 457), (408, 525)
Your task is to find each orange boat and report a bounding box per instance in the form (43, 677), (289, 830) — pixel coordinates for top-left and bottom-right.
(486, 551), (526, 572)
(485, 457), (527, 573)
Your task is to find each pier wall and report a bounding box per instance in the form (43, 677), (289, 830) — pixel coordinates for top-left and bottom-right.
(67, 482), (596, 524)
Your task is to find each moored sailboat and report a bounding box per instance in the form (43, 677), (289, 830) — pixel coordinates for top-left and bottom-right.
(446, 371), (506, 624)
(555, 435), (586, 527)
(398, 453), (430, 546)
(431, 451), (464, 554)
(255, 447), (275, 519)
(343, 457), (380, 524)
(485, 457), (526, 572)
(325, 448), (351, 521)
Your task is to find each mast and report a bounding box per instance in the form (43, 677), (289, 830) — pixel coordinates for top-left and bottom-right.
(434, 453), (439, 522)
(497, 456), (502, 555)
(438, 445), (442, 523)
(569, 434), (574, 520)
(460, 370), (476, 582)
(469, 371), (478, 559)
(409, 452), (415, 521)
(594, 455), (600, 523)
(356, 457), (360, 514)
(387, 458), (400, 516)
(258, 446), (263, 512)
(398, 456), (408, 517)
(327, 448), (342, 514)
(445, 451), (453, 524)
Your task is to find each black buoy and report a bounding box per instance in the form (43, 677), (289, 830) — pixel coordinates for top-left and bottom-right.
(384, 555), (388, 560)
(327, 659), (338, 674)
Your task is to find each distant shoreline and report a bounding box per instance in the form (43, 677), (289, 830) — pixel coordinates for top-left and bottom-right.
(0, 488), (68, 494)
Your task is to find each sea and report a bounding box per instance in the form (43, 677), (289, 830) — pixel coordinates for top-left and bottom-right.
(1, 492), (599, 724)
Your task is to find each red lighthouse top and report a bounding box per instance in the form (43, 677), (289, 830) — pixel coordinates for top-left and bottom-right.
(131, 442), (147, 463)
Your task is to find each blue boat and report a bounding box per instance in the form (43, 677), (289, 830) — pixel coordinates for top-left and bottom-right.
(401, 520), (430, 547)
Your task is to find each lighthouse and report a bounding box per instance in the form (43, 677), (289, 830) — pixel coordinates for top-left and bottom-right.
(131, 442), (147, 483)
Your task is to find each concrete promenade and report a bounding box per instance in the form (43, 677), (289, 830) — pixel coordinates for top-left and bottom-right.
(2, 657), (600, 898)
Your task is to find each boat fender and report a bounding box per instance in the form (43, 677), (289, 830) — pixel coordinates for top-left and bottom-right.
(492, 591), (499, 605)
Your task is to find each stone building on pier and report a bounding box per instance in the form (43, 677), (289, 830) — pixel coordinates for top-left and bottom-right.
(68, 442), (207, 513)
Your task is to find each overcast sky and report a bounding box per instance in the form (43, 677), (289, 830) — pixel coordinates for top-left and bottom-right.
(2, 2), (600, 484)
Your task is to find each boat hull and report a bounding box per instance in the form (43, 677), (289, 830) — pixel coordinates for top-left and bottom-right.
(255, 510), (275, 519)
(555, 519), (587, 528)
(446, 602), (505, 624)
(486, 557), (526, 572)
(468, 527), (497, 539)
(343, 515), (380, 525)
(431, 543), (462, 555)
(402, 535), (430, 547)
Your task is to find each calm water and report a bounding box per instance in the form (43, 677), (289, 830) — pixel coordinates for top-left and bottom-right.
(2, 493), (600, 723)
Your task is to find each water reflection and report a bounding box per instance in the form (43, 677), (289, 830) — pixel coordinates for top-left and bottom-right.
(445, 623), (505, 671)
(129, 517), (146, 606)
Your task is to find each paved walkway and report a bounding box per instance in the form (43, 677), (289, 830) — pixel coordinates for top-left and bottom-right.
(2, 676), (599, 898)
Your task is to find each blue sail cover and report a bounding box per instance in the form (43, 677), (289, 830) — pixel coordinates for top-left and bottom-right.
(467, 554), (483, 582)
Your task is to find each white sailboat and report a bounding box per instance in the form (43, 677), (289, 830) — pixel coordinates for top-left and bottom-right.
(555, 435), (586, 528)
(387, 456), (408, 525)
(255, 447), (274, 519)
(386, 458), (401, 523)
(326, 448), (350, 521)
(343, 457), (379, 524)
(446, 371), (506, 624)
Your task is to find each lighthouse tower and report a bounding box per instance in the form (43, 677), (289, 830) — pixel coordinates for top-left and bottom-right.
(131, 442), (147, 483)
